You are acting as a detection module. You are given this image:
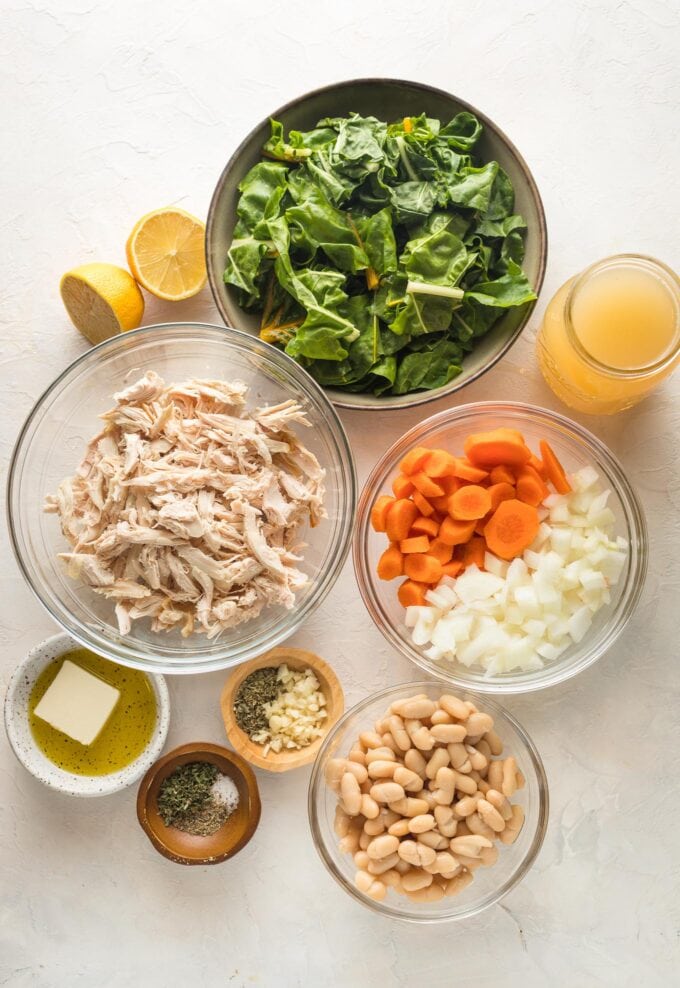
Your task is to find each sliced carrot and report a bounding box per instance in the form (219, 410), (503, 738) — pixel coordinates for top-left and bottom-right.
(412, 490), (434, 517)
(489, 464), (516, 486)
(404, 554), (443, 584)
(411, 516), (440, 538)
(428, 538), (454, 564)
(516, 467), (549, 507)
(464, 428), (531, 469)
(392, 473), (415, 499)
(528, 452), (547, 479)
(474, 515), (490, 535)
(438, 517), (476, 546)
(385, 499), (419, 543)
(411, 471), (445, 498)
(439, 475), (462, 495)
(485, 499), (539, 561)
(370, 494), (395, 533)
(400, 535), (431, 554)
(377, 544), (404, 580)
(539, 439), (572, 495)
(397, 579), (427, 607)
(448, 484), (492, 521)
(451, 457), (489, 483)
(399, 446), (432, 476)
(429, 493), (453, 513)
(423, 449), (457, 478)
(441, 560), (463, 579)
(488, 482), (516, 511)
(461, 535), (486, 570)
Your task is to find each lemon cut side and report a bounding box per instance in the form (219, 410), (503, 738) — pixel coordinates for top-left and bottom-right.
(126, 207), (207, 301)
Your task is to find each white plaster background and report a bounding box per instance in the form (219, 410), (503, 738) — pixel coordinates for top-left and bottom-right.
(1, 1), (679, 985)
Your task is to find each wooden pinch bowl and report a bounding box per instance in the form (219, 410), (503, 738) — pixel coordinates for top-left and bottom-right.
(136, 742), (261, 865)
(221, 647), (344, 773)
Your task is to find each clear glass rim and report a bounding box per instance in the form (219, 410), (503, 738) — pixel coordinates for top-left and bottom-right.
(7, 322), (357, 675)
(565, 253), (680, 378)
(307, 681), (550, 923)
(352, 401), (648, 694)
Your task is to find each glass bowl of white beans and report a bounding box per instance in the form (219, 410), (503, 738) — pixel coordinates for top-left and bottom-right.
(353, 402), (647, 694)
(308, 682), (548, 922)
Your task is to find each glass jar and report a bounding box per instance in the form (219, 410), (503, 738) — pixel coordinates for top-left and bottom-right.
(537, 254), (680, 415)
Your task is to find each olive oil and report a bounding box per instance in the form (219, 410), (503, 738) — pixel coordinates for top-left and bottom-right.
(29, 649), (157, 775)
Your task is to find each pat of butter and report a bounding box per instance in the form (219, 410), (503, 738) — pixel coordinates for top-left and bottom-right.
(33, 660), (120, 746)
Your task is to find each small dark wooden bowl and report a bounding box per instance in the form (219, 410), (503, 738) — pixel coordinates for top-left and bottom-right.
(136, 742), (261, 865)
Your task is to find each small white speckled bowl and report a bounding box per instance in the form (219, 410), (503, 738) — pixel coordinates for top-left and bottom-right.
(4, 632), (170, 797)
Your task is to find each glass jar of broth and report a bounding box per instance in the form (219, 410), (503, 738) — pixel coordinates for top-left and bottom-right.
(537, 254), (680, 415)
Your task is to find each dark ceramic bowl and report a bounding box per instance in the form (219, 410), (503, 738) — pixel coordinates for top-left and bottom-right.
(206, 78), (547, 410)
(136, 742), (261, 865)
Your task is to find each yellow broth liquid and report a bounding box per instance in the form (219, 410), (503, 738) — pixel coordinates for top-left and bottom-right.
(537, 267), (679, 414)
(29, 649), (157, 775)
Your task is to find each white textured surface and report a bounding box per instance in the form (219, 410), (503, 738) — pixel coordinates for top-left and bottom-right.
(1, 1), (679, 985)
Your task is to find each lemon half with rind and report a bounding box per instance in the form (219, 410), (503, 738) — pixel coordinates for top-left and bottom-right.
(60, 263), (145, 345)
(126, 207), (207, 301)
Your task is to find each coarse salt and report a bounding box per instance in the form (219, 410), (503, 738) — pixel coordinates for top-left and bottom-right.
(211, 773), (240, 815)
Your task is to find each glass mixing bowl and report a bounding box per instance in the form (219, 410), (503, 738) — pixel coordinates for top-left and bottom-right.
(353, 402), (647, 693)
(308, 681), (548, 922)
(7, 323), (356, 674)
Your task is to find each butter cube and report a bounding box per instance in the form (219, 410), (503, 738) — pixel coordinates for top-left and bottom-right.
(33, 659), (120, 746)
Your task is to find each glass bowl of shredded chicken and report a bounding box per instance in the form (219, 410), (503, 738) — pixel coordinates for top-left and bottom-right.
(8, 323), (356, 673)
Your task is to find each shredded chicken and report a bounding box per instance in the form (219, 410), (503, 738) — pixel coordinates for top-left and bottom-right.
(45, 372), (326, 639)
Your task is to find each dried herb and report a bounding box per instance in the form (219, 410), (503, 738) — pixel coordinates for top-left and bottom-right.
(171, 800), (231, 837)
(157, 761), (219, 832)
(233, 666), (280, 737)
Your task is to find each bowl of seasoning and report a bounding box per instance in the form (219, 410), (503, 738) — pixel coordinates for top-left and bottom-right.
(220, 646), (344, 772)
(4, 632), (170, 797)
(136, 742), (261, 865)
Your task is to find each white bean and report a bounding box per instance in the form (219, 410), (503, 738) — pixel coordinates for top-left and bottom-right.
(367, 760), (397, 780)
(393, 766), (423, 792)
(502, 757), (518, 798)
(439, 694), (470, 720)
(445, 870), (474, 897)
(426, 747), (450, 780)
(398, 839), (436, 868)
(450, 835), (493, 858)
(367, 834), (399, 860)
(478, 798), (506, 833)
(404, 748), (427, 778)
(408, 813), (436, 834)
(387, 714), (412, 752)
(391, 697), (437, 721)
(430, 724), (467, 744)
(340, 772), (361, 815)
(400, 869), (433, 892)
(365, 747), (396, 764)
(388, 796), (429, 817)
(367, 852), (400, 875)
(370, 781), (405, 804)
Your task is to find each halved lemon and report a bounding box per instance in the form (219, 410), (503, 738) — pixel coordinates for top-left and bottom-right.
(60, 263), (145, 345)
(126, 207), (207, 301)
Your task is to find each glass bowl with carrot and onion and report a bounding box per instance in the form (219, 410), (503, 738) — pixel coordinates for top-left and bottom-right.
(353, 402), (647, 694)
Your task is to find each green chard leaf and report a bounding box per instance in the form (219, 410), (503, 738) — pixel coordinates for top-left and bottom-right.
(224, 110), (534, 396)
(393, 337), (464, 394)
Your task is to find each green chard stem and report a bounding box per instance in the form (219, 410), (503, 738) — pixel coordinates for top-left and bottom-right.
(406, 281), (465, 301)
(395, 136), (418, 182)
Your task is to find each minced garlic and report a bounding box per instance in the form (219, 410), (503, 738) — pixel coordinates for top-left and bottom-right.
(251, 664), (327, 755)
